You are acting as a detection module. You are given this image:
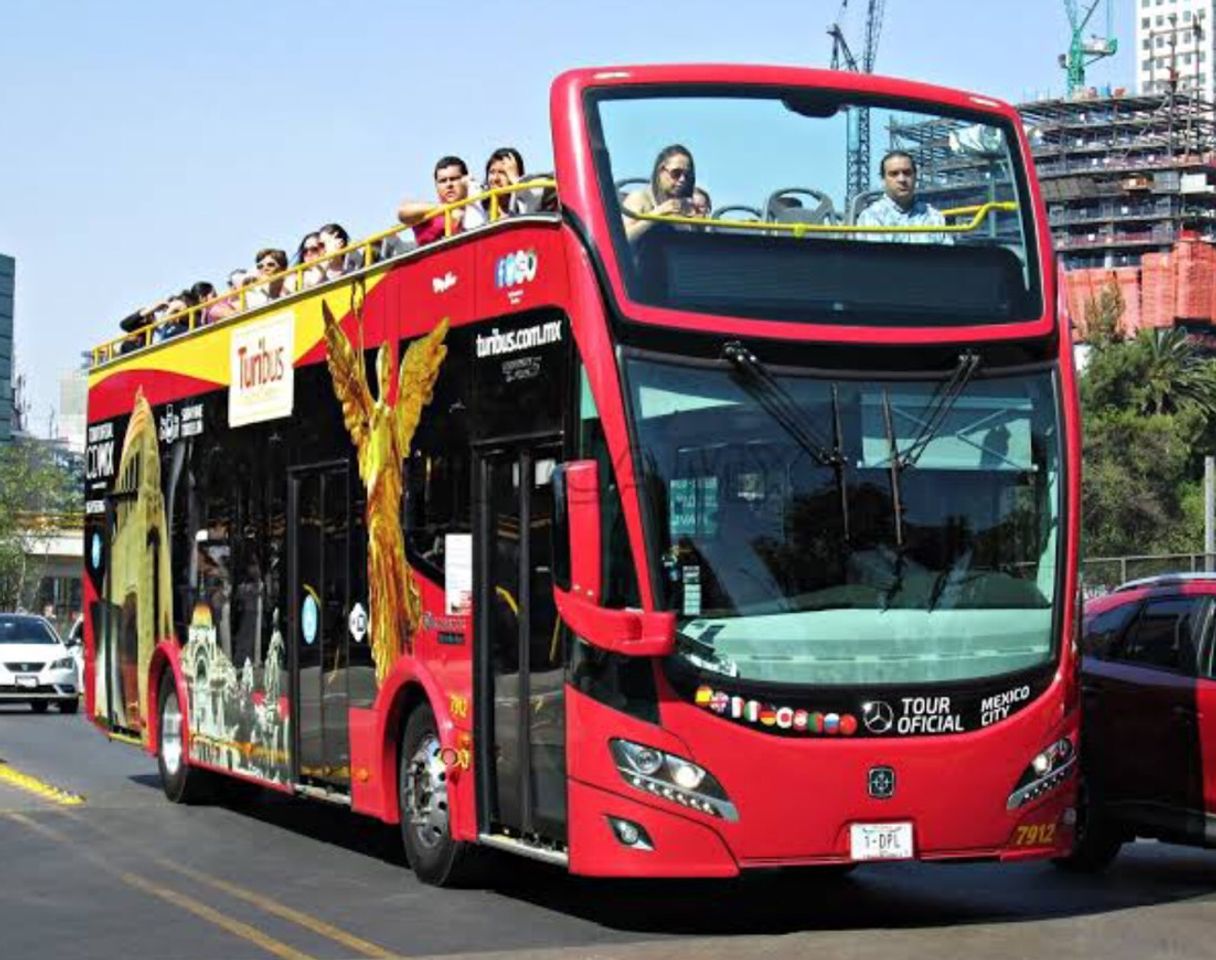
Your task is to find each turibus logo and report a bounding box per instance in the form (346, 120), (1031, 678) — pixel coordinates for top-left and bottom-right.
(229, 312), (295, 427)
(494, 249), (538, 289)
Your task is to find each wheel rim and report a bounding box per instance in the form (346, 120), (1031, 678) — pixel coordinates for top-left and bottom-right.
(161, 689), (183, 777)
(404, 732), (448, 850)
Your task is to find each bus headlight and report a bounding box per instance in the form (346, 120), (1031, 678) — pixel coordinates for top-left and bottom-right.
(609, 738), (737, 821)
(1007, 737), (1076, 810)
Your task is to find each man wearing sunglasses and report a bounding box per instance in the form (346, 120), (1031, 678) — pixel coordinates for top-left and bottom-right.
(245, 248), (289, 308)
(621, 143), (697, 243)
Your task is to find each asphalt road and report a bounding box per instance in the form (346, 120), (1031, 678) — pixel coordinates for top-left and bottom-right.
(2, 703), (1215, 960)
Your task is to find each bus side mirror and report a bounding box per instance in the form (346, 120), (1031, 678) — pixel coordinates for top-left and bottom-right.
(551, 459), (675, 658)
(551, 460), (601, 603)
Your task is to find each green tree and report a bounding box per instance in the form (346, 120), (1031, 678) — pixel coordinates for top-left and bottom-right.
(1137, 327), (1216, 417)
(1079, 279), (1125, 345)
(1081, 408), (1203, 557)
(0, 439), (80, 609)
(1079, 305), (1216, 559)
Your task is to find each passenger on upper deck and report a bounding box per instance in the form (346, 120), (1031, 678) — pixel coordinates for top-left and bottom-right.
(621, 144), (696, 243)
(483, 147), (543, 219)
(153, 291), (197, 342)
(294, 232), (326, 291)
(205, 269), (251, 324)
(318, 223), (352, 279)
(856, 151), (952, 245)
(245, 248), (289, 308)
(690, 187), (712, 219)
(397, 156), (487, 246)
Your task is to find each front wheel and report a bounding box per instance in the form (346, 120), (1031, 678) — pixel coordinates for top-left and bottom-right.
(30, 700), (49, 714)
(58, 698), (79, 715)
(399, 705), (483, 886)
(157, 678), (209, 804)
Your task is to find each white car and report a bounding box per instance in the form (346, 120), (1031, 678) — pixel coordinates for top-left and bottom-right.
(0, 614), (80, 714)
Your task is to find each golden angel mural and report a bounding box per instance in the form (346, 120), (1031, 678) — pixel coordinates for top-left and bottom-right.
(322, 301), (449, 686)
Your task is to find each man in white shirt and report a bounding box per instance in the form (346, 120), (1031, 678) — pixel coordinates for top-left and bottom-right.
(857, 151), (952, 245)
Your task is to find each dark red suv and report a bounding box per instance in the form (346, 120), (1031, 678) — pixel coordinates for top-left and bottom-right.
(1062, 574), (1216, 870)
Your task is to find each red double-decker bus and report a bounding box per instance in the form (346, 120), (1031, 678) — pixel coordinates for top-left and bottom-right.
(83, 64), (1080, 884)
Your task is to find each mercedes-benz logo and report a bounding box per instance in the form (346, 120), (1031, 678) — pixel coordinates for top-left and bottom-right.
(862, 700), (895, 734)
(868, 765), (896, 800)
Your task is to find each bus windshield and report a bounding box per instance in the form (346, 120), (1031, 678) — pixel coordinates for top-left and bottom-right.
(591, 88), (1041, 325)
(624, 353), (1061, 687)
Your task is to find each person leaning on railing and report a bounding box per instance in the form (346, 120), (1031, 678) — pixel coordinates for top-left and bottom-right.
(204, 269), (253, 324)
(292, 230), (327, 292)
(482, 147), (548, 219)
(245, 248), (289, 308)
(396, 155), (487, 246)
(317, 223), (353, 279)
(152, 290), (197, 342)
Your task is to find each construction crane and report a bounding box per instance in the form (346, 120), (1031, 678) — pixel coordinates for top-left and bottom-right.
(1060, 0), (1118, 96)
(828, 0), (886, 207)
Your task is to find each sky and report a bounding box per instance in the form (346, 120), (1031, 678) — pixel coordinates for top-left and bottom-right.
(0, 0), (1132, 433)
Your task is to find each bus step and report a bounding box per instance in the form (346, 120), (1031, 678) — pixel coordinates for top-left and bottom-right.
(479, 832), (569, 867)
(294, 783), (353, 806)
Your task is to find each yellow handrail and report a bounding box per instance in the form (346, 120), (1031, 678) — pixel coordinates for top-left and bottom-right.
(91, 179), (558, 367)
(623, 200), (1019, 239)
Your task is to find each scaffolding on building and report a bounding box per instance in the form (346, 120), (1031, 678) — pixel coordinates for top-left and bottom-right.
(885, 90), (1216, 335)
(1020, 91), (1216, 269)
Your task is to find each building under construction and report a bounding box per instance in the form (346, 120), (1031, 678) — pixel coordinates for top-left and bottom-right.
(1023, 90), (1216, 333)
(890, 89), (1216, 335)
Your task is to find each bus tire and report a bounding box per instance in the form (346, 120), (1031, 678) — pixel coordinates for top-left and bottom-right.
(399, 705), (481, 887)
(157, 678), (208, 804)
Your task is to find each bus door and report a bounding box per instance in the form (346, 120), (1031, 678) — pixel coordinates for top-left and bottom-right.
(474, 439), (567, 845)
(91, 495), (131, 731)
(288, 462), (351, 789)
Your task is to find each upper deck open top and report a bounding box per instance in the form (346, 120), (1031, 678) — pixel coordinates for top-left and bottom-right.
(550, 64), (1053, 345)
(90, 64), (1056, 376)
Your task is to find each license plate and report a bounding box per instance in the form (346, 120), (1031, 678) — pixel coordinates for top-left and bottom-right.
(850, 822), (914, 861)
(15, 675), (38, 689)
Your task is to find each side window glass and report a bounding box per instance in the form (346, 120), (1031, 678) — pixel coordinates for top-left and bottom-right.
(1194, 596), (1216, 680)
(1083, 602), (1138, 659)
(1118, 598), (1198, 673)
(578, 366), (641, 609)
(405, 325), (472, 581)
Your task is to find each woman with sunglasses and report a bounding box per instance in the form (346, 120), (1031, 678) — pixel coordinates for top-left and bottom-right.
(621, 143), (696, 243)
(318, 223), (351, 281)
(291, 231), (326, 292)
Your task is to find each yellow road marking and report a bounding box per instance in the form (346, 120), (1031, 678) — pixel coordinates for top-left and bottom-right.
(55, 808), (400, 959)
(120, 870), (318, 960)
(0, 760), (85, 806)
(5, 813), (318, 960)
(153, 857), (398, 959)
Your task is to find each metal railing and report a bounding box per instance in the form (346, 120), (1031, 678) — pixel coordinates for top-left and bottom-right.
(90, 179), (557, 368)
(624, 200), (1020, 239)
(1081, 552), (1216, 598)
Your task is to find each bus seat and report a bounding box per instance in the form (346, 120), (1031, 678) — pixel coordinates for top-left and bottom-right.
(764, 188), (840, 226)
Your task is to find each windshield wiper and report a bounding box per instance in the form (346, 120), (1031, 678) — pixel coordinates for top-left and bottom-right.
(893, 351), (982, 470)
(723, 341), (850, 541)
(676, 628), (739, 677)
(881, 351), (982, 545)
